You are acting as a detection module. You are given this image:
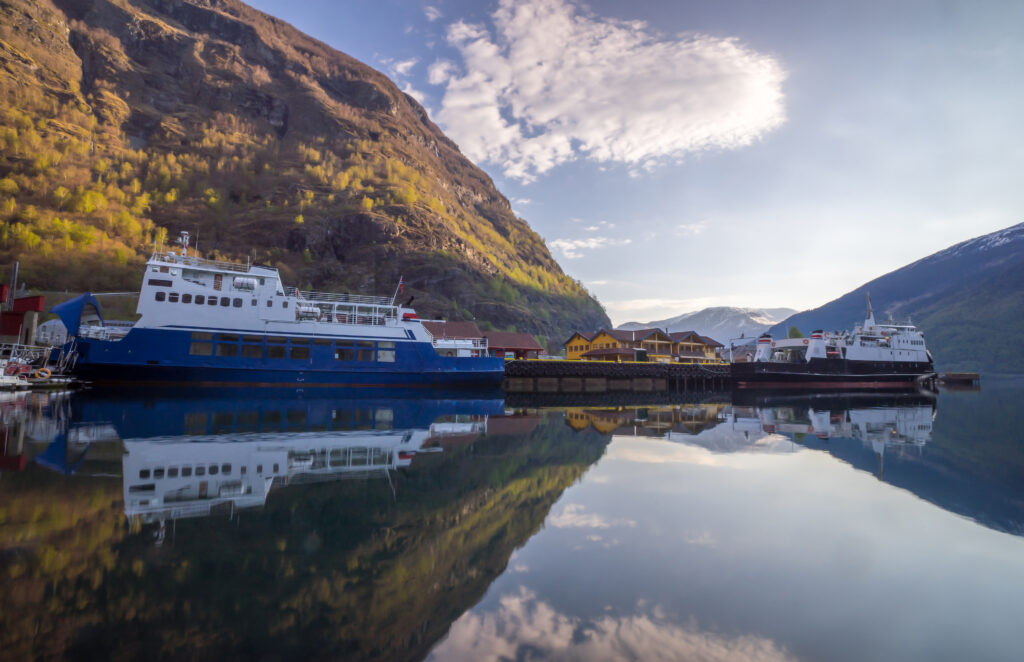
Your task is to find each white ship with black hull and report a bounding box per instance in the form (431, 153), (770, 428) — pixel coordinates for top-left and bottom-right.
(731, 296), (935, 390)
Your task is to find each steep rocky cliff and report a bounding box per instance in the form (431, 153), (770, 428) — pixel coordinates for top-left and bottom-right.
(0, 0), (609, 342)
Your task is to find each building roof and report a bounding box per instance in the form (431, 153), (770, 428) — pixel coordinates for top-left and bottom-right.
(564, 330), (597, 344)
(699, 334), (724, 348)
(669, 330), (703, 343)
(421, 320), (483, 339)
(482, 331), (544, 351)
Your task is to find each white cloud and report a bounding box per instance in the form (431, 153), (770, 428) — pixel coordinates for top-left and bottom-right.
(675, 221), (708, 236)
(424, 5), (442, 22)
(430, 0), (786, 182)
(393, 57), (418, 76)
(428, 587), (797, 662)
(427, 59), (456, 85)
(548, 236), (631, 259)
(548, 503), (635, 529)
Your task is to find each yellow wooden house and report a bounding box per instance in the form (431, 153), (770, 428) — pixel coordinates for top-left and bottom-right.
(564, 331), (596, 360)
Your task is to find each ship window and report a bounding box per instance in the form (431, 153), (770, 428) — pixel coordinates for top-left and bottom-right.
(313, 338), (331, 346)
(219, 334), (240, 342)
(267, 346), (286, 359)
(195, 466), (205, 476)
(148, 278), (173, 287)
(334, 348), (354, 361)
(290, 338), (309, 345)
(209, 464), (219, 475)
(168, 293), (179, 303)
(290, 347), (310, 360)
(273, 463), (280, 474)
(357, 349), (374, 361)
(168, 467), (179, 478)
(216, 344), (238, 357)
(233, 298), (242, 307)
(195, 295), (205, 304)
(222, 464), (231, 475)
(154, 468), (165, 479)
(192, 332), (213, 340)
(155, 291), (166, 302)
(241, 466), (247, 475)
(251, 299), (257, 306)
(282, 301), (289, 308)
(242, 335), (262, 342)
(378, 349), (396, 362)
(182, 466), (192, 477)
(241, 345), (262, 358)
(139, 469), (150, 479)
(182, 294), (192, 304)
(189, 342), (213, 356)
(260, 278), (265, 285)
(266, 300), (272, 307)
(257, 464), (263, 473)
(160, 266), (169, 273)
(357, 341), (374, 348)
(267, 336), (287, 344)
(207, 297), (217, 306)
(220, 297), (230, 307)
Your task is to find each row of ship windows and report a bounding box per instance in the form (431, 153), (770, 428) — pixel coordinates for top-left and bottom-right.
(154, 291), (289, 308)
(187, 333), (397, 362)
(138, 463), (280, 480)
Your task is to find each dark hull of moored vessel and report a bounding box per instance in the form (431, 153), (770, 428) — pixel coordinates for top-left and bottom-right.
(731, 358), (935, 390)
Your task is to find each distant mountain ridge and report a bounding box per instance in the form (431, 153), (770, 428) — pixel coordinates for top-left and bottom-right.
(619, 306), (796, 343)
(769, 222), (1024, 374)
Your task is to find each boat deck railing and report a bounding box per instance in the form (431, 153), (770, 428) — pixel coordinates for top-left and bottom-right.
(151, 252), (252, 273)
(0, 342), (53, 363)
(287, 287), (394, 306)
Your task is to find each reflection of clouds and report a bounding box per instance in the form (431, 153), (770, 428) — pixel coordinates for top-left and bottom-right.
(685, 531), (718, 548)
(429, 587), (796, 662)
(607, 436), (797, 467)
(549, 504), (636, 529)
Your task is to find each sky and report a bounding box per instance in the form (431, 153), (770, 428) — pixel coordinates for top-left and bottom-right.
(245, 0), (1024, 326)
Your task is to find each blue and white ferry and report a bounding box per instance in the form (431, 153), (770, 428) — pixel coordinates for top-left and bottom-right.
(53, 233), (505, 387)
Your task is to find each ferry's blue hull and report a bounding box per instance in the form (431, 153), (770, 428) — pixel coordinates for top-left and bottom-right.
(67, 328), (506, 387)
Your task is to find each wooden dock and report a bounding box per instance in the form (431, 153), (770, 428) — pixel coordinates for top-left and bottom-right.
(504, 360), (730, 394)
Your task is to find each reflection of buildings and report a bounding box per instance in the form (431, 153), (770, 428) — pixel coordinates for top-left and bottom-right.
(565, 404), (727, 437)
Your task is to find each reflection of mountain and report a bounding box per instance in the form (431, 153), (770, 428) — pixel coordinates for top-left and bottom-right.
(1, 390), (610, 660)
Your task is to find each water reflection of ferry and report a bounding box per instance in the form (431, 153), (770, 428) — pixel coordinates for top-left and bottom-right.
(123, 428), (435, 524)
(1, 388), (506, 533)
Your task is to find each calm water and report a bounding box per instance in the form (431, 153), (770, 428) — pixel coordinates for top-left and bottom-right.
(2, 381), (1023, 661)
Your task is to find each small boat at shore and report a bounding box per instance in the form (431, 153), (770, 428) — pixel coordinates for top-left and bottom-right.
(52, 233), (505, 387)
(731, 295), (936, 390)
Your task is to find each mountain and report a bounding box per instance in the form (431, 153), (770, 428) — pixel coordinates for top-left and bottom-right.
(619, 306), (796, 343)
(0, 0), (608, 344)
(769, 222), (1024, 374)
